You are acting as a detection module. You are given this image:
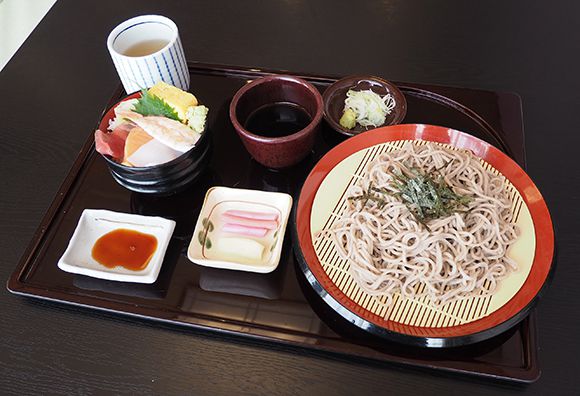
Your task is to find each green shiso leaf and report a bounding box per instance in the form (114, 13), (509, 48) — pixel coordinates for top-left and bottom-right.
(133, 89), (182, 122)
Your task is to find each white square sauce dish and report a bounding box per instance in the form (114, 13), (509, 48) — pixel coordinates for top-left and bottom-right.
(58, 209), (176, 283)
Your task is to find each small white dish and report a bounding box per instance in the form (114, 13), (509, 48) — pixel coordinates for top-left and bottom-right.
(58, 209), (176, 283)
(187, 187), (293, 273)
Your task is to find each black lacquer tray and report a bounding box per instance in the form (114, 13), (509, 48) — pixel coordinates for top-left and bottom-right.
(7, 63), (538, 383)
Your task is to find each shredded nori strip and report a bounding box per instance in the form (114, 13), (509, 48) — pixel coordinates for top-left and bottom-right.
(350, 166), (472, 230)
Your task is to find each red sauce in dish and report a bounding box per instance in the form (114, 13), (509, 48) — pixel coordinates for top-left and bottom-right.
(92, 229), (157, 271)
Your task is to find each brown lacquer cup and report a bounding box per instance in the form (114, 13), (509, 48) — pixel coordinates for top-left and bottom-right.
(229, 75), (323, 169)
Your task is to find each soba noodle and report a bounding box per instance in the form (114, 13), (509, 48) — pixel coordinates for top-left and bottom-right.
(327, 142), (519, 306)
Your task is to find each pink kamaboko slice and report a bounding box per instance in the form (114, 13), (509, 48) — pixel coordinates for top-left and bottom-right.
(222, 223), (269, 237)
(224, 210), (279, 221)
(222, 214), (278, 230)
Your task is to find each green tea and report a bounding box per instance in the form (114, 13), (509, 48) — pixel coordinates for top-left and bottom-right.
(123, 40), (169, 57)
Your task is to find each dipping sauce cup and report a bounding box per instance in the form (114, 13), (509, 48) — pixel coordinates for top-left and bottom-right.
(229, 75), (323, 169)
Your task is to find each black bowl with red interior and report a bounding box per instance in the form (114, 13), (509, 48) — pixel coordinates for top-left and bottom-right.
(96, 92), (211, 195)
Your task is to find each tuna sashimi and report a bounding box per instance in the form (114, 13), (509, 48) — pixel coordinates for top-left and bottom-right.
(222, 223), (269, 237)
(112, 122), (136, 135)
(94, 127), (130, 161)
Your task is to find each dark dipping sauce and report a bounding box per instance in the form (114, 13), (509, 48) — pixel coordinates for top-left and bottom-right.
(91, 229), (158, 271)
(244, 102), (312, 137)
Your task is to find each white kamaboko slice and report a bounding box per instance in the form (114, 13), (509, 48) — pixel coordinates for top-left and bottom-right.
(127, 115), (200, 152)
(222, 223), (269, 237)
(223, 210), (279, 222)
(127, 138), (182, 167)
(213, 237), (265, 262)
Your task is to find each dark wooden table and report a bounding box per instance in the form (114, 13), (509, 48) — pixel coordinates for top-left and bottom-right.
(1, 1), (578, 394)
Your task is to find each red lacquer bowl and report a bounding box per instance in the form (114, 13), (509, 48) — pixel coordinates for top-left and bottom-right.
(294, 124), (554, 347)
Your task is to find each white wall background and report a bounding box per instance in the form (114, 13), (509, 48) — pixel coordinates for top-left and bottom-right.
(0, 0), (58, 72)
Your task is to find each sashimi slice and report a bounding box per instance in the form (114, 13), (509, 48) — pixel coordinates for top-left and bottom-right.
(124, 127), (154, 161)
(115, 98), (138, 115)
(222, 223), (269, 237)
(127, 115), (200, 152)
(94, 128), (129, 161)
(113, 122), (136, 136)
(108, 99), (140, 130)
(223, 210), (279, 222)
(126, 138), (182, 167)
